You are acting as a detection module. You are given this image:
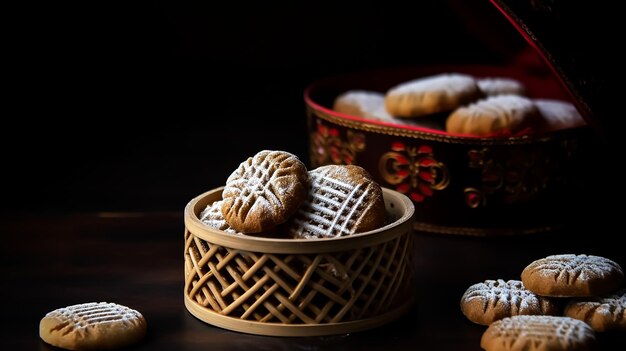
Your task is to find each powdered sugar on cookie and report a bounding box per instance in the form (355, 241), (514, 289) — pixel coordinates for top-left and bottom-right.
(286, 165), (386, 239)
(461, 279), (559, 325)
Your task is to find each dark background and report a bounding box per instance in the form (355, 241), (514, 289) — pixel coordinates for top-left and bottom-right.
(4, 0), (536, 213)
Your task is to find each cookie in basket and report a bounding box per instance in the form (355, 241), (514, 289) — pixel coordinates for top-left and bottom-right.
(199, 200), (239, 234)
(222, 150), (308, 233)
(460, 279), (560, 326)
(480, 315), (595, 351)
(446, 94), (541, 136)
(476, 77), (526, 97)
(564, 288), (626, 332)
(286, 164), (386, 239)
(385, 73), (483, 118)
(521, 254), (624, 298)
(39, 302), (147, 351)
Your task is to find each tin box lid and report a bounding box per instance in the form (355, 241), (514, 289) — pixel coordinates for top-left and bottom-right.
(490, 0), (614, 146)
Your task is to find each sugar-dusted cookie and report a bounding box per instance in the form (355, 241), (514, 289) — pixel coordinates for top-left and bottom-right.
(222, 150), (308, 233)
(534, 99), (587, 132)
(446, 94), (541, 136)
(333, 90), (445, 130)
(521, 254), (624, 297)
(477, 77), (526, 97)
(40, 302), (147, 351)
(460, 279), (560, 326)
(480, 315), (595, 351)
(385, 73), (483, 118)
(333, 90), (394, 121)
(286, 164), (386, 239)
(564, 288), (626, 332)
(199, 200), (239, 234)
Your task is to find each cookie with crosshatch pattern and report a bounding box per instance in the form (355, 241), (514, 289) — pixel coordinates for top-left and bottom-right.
(521, 254), (624, 297)
(564, 288), (626, 332)
(39, 302), (147, 351)
(199, 200), (239, 234)
(221, 150), (308, 234)
(286, 164), (386, 239)
(480, 315), (595, 351)
(460, 279), (560, 326)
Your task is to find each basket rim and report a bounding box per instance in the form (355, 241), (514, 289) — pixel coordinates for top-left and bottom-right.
(184, 187), (415, 254)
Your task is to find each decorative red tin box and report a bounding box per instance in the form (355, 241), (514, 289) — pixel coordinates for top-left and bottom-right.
(304, 1), (606, 236)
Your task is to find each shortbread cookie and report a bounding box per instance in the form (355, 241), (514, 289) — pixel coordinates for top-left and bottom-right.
(564, 288), (626, 332)
(333, 90), (394, 121)
(286, 164), (386, 239)
(222, 150), (308, 233)
(481, 315), (595, 351)
(446, 94), (541, 136)
(199, 200), (238, 234)
(534, 99), (586, 132)
(460, 279), (560, 325)
(333, 90), (444, 130)
(40, 302), (147, 351)
(477, 77), (526, 97)
(385, 73), (483, 118)
(521, 254), (624, 297)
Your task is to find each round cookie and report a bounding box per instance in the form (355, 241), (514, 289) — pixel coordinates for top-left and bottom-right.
(446, 94), (541, 136)
(199, 200), (239, 234)
(521, 254), (624, 297)
(222, 150), (308, 234)
(385, 73), (483, 118)
(40, 302), (147, 351)
(286, 164), (386, 239)
(477, 77), (526, 97)
(460, 279), (560, 326)
(333, 90), (445, 130)
(534, 98), (587, 132)
(480, 315), (595, 351)
(333, 90), (394, 121)
(564, 288), (626, 332)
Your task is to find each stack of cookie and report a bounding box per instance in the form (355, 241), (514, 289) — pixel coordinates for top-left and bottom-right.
(332, 73), (586, 136)
(199, 150), (388, 239)
(460, 254), (625, 351)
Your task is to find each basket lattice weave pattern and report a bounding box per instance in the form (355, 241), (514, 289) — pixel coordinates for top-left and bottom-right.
(184, 229), (414, 324)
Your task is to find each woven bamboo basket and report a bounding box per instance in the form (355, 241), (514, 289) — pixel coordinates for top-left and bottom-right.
(183, 186), (416, 337)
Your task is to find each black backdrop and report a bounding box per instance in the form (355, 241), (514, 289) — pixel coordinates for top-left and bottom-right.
(4, 0), (529, 212)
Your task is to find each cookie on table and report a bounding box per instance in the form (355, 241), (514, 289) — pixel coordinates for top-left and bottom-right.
(333, 90), (445, 130)
(286, 164), (386, 239)
(40, 302), (147, 351)
(480, 315), (595, 351)
(222, 150), (308, 234)
(534, 99), (587, 132)
(477, 77), (526, 97)
(199, 200), (239, 234)
(460, 279), (560, 326)
(446, 94), (541, 136)
(521, 254), (624, 297)
(385, 73), (483, 118)
(564, 288), (626, 332)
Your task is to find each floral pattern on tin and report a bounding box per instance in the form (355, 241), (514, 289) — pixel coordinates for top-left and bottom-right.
(464, 147), (554, 208)
(378, 142), (449, 202)
(310, 119), (365, 167)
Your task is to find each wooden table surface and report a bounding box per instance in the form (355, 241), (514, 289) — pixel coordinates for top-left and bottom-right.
(3, 211), (624, 350)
